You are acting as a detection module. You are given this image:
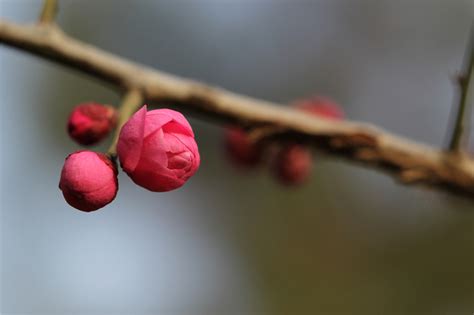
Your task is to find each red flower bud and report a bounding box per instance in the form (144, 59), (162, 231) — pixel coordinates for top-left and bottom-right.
(224, 127), (261, 167)
(294, 96), (345, 120)
(273, 144), (312, 186)
(59, 151), (118, 212)
(67, 102), (117, 145)
(117, 106), (200, 192)
(270, 96), (343, 186)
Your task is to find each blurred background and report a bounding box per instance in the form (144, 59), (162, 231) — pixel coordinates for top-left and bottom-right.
(1, 0), (474, 314)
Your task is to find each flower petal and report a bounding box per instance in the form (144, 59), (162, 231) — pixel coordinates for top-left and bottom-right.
(148, 109), (194, 136)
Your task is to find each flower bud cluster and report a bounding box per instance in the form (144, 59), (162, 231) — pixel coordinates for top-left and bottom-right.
(60, 104), (200, 212)
(224, 96), (345, 186)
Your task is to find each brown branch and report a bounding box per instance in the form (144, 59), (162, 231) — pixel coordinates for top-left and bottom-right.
(0, 19), (473, 199)
(449, 25), (474, 153)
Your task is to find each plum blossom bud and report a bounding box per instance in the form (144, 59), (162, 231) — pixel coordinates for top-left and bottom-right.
(67, 102), (118, 145)
(270, 96), (342, 185)
(117, 106), (200, 192)
(293, 96), (345, 120)
(59, 151), (118, 212)
(224, 127), (261, 167)
(273, 144), (312, 186)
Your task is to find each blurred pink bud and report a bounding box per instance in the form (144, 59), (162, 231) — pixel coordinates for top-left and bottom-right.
(67, 102), (117, 145)
(273, 144), (312, 186)
(59, 151), (118, 212)
(224, 127), (261, 167)
(117, 106), (200, 192)
(294, 96), (345, 120)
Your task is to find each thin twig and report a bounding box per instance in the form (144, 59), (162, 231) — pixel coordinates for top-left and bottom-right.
(0, 19), (473, 198)
(107, 89), (144, 157)
(38, 0), (58, 25)
(449, 25), (474, 153)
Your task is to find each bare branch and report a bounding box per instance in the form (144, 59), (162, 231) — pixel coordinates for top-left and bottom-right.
(0, 19), (473, 198)
(449, 25), (474, 153)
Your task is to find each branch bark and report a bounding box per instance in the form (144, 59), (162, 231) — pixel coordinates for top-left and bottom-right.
(0, 19), (473, 199)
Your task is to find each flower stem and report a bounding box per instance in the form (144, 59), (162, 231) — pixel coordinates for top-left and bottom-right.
(38, 0), (58, 24)
(107, 89), (144, 157)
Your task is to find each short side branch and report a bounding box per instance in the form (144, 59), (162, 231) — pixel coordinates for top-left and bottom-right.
(0, 19), (473, 198)
(449, 26), (474, 153)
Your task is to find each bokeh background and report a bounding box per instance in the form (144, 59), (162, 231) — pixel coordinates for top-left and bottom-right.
(1, 0), (474, 314)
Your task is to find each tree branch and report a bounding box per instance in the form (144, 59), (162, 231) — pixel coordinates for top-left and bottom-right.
(449, 26), (474, 153)
(0, 19), (473, 199)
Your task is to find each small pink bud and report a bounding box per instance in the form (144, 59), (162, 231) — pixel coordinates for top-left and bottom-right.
(67, 102), (118, 145)
(273, 144), (312, 186)
(224, 127), (261, 167)
(59, 151), (118, 212)
(117, 105), (200, 192)
(294, 96), (345, 120)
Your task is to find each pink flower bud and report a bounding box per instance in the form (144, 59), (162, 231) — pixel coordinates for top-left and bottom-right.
(59, 151), (118, 212)
(117, 106), (200, 192)
(67, 102), (118, 145)
(294, 96), (345, 120)
(224, 127), (261, 167)
(273, 144), (312, 186)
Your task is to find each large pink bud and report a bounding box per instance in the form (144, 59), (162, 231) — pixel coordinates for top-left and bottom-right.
(67, 102), (117, 145)
(59, 151), (118, 212)
(117, 106), (200, 192)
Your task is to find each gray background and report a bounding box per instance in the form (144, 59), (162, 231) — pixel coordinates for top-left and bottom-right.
(1, 0), (473, 314)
